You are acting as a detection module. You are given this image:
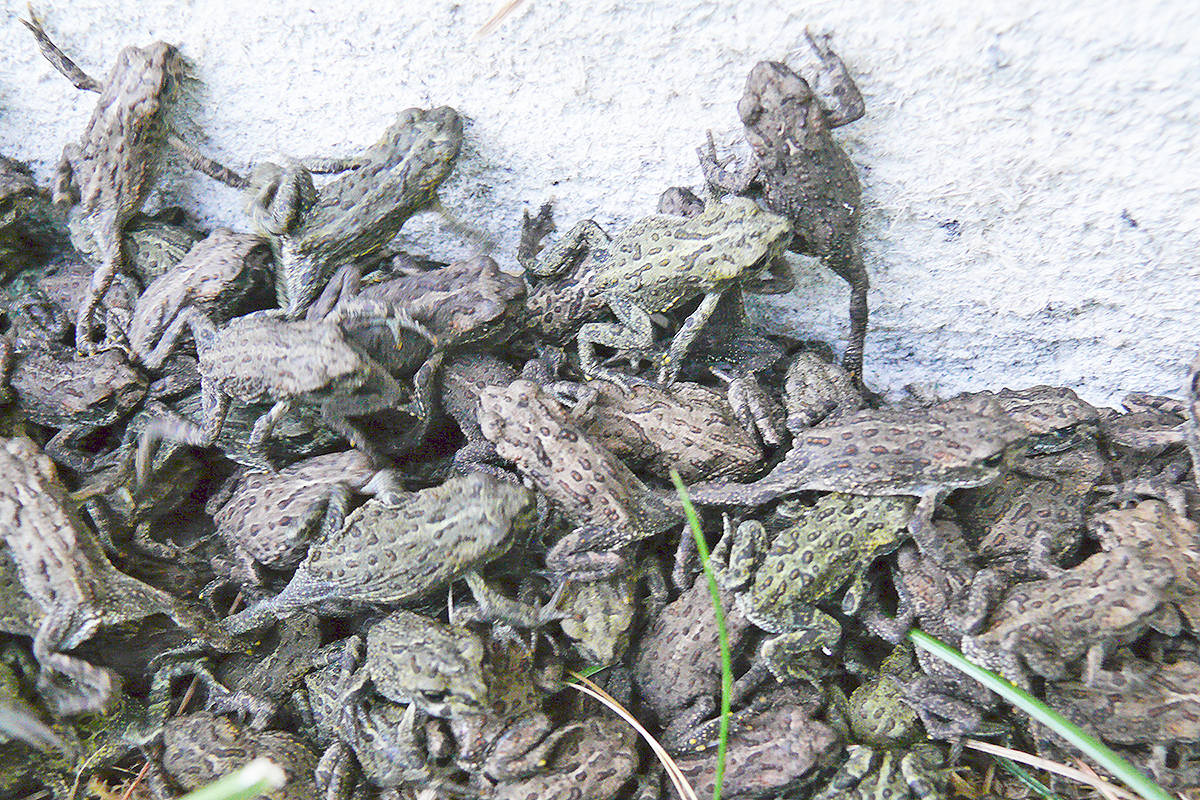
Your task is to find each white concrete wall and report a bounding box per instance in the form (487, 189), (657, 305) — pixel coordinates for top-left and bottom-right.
(2, 0), (1196, 407)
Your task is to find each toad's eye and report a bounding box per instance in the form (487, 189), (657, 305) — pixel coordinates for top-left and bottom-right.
(981, 452), (1005, 468)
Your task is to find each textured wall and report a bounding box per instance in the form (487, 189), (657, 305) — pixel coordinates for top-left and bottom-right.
(2, 0), (1196, 406)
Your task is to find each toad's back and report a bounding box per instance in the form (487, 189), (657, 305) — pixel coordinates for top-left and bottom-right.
(200, 317), (367, 400)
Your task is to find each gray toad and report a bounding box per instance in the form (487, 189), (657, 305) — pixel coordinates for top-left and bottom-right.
(553, 572), (637, 666)
(341, 610), (487, 720)
(135, 306), (428, 476)
(23, 10), (244, 352)
(0, 155), (58, 277)
(246, 107), (463, 316)
(818, 646), (951, 797)
(782, 350), (865, 430)
(223, 472), (533, 634)
(153, 712), (318, 800)
(684, 404), (1029, 567)
(1187, 350), (1199, 490)
(130, 228), (273, 368)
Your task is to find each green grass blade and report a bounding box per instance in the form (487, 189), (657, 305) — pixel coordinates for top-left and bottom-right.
(993, 754), (1064, 800)
(176, 757), (286, 800)
(672, 470), (732, 800)
(909, 629), (1174, 800)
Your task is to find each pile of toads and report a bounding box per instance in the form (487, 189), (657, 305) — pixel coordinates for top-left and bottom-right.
(1, 12), (1199, 800)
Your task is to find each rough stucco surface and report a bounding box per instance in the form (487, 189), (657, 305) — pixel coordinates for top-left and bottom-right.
(0, 0), (1196, 407)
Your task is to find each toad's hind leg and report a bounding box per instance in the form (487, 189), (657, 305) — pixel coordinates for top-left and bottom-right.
(248, 399), (295, 468)
(698, 130), (759, 195)
(32, 608), (117, 715)
(75, 212), (122, 355)
(799, 30), (866, 128)
(320, 365), (402, 465)
(826, 245), (869, 384)
(136, 383), (230, 483)
(520, 219), (610, 277)
(21, 10), (102, 92)
(577, 294), (656, 386)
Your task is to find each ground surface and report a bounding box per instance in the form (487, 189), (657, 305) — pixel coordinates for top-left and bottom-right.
(0, 0), (1195, 406)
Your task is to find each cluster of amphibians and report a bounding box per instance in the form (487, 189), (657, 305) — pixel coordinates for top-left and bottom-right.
(0, 14), (1198, 800)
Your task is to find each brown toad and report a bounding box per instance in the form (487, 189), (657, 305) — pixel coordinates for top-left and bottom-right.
(632, 574), (756, 750)
(439, 351), (520, 478)
(3, 341), (147, 473)
(491, 715), (642, 800)
(950, 387), (1106, 579)
(478, 379), (680, 579)
(549, 377), (767, 482)
(23, 10), (244, 352)
(674, 687), (840, 800)
(960, 547), (1180, 690)
(1089, 499), (1200, 631)
(310, 254), (527, 456)
(206, 449), (403, 585)
(701, 32), (869, 381)
(1044, 657), (1200, 790)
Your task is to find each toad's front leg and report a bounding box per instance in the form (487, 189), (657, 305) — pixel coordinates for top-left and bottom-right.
(21, 9), (102, 93)
(577, 294), (656, 387)
(657, 291), (723, 385)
